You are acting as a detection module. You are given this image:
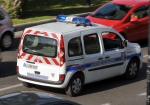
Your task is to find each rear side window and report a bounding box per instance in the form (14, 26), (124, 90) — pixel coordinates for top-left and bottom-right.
(83, 33), (100, 54)
(68, 37), (83, 57)
(23, 35), (57, 57)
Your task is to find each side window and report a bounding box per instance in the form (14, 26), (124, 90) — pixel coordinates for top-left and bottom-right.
(84, 33), (100, 54)
(102, 32), (123, 51)
(68, 37), (83, 57)
(0, 11), (5, 20)
(132, 5), (149, 19)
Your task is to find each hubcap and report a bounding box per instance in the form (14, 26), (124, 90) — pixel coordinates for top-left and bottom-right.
(129, 62), (137, 77)
(2, 35), (12, 48)
(72, 78), (82, 94)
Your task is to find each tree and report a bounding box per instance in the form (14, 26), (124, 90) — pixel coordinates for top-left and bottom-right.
(1, 0), (28, 18)
(13, 0), (28, 8)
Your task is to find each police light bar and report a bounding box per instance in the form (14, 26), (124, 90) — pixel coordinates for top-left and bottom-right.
(56, 15), (92, 26)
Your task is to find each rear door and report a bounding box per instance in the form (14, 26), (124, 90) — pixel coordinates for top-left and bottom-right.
(18, 29), (61, 82)
(81, 29), (104, 83)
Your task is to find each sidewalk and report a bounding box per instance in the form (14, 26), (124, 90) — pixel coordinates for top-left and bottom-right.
(13, 12), (90, 32)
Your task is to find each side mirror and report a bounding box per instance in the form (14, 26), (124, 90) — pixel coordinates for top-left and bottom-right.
(130, 17), (138, 22)
(123, 40), (128, 47)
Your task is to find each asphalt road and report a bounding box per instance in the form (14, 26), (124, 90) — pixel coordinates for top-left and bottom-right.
(0, 31), (148, 105)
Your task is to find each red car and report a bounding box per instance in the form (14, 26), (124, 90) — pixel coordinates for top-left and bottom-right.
(86, 0), (149, 42)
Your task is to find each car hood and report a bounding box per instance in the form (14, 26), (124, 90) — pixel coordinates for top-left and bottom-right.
(86, 15), (121, 27)
(127, 42), (141, 53)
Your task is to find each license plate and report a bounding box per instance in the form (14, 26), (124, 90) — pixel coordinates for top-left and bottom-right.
(27, 72), (48, 80)
(23, 63), (38, 70)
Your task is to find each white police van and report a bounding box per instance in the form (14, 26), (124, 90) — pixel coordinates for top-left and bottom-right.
(17, 15), (143, 96)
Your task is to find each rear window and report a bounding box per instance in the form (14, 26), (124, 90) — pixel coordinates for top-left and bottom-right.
(23, 35), (57, 57)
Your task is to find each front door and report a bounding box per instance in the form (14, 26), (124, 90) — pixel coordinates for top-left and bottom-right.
(125, 5), (149, 41)
(101, 31), (126, 79)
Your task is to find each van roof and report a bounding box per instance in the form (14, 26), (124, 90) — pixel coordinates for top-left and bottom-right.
(26, 22), (111, 35)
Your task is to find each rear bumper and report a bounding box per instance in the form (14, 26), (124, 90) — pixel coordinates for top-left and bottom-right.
(17, 73), (67, 88)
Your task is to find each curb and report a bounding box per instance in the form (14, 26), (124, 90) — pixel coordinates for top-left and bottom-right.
(13, 12), (90, 32)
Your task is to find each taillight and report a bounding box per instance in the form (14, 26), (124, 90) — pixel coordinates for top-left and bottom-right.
(60, 35), (65, 66)
(16, 66), (18, 72)
(59, 74), (65, 81)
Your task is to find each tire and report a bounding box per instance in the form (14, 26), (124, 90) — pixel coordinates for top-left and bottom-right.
(0, 32), (13, 50)
(65, 75), (83, 97)
(124, 59), (139, 79)
(23, 82), (33, 88)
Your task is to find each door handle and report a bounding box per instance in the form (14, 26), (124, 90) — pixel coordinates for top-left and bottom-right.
(105, 56), (110, 59)
(35, 71), (40, 74)
(98, 57), (103, 60)
(26, 61), (35, 64)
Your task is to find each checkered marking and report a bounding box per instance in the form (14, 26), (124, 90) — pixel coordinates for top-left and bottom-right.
(18, 29), (61, 66)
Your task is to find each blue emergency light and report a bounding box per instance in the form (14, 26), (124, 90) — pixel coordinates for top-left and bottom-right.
(56, 15), (92, 26)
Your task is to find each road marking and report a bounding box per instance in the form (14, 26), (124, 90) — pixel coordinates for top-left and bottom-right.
(101, 103), (111, 105)
(0, 84), (22, 92)
(138, 92), (146, 96)
(143, 55), (148, 57)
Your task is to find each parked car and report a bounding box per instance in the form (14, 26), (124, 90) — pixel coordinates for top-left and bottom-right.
(0, 7), (14, 50)
(0, 91), (81, 105)
(86, 0), (149, 42)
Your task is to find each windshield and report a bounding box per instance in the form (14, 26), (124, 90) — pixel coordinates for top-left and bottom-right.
(23, 35), (57, 58)
(91, 2), (132, 20)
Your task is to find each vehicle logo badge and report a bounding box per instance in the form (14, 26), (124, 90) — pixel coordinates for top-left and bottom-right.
(51, 73), (55, 77)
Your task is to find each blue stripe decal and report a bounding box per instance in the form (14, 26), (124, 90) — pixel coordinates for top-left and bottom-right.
(66, 52), (141, 72)
(126, 52), (142, 60)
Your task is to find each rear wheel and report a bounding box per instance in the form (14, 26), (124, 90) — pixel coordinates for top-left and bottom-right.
(23, 82), (33, 88)
(124, 59), (139, 79)
(0, 32), (13, 50)
(65, 75), (83, 97)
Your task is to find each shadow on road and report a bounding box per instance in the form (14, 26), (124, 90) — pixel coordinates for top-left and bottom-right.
(32, 62), (147, 96)
(0, 37), (20, 77)
(0, 62), (17, 78)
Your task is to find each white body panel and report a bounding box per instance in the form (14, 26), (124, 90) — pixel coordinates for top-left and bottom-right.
(17, 21), (143, 89)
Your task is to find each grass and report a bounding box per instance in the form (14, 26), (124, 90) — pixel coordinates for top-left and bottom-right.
(12, 0), (109, 25)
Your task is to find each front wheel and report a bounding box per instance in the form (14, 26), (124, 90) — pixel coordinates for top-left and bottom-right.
(124, 59), (139, 79)
(65, 75), (83, 97)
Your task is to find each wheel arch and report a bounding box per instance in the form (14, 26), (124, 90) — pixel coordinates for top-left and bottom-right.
(130, 56), (140, 66)
(66, 71), (85, 87)
(71, 71), (85, 84)
(1, 31), (14, 39)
